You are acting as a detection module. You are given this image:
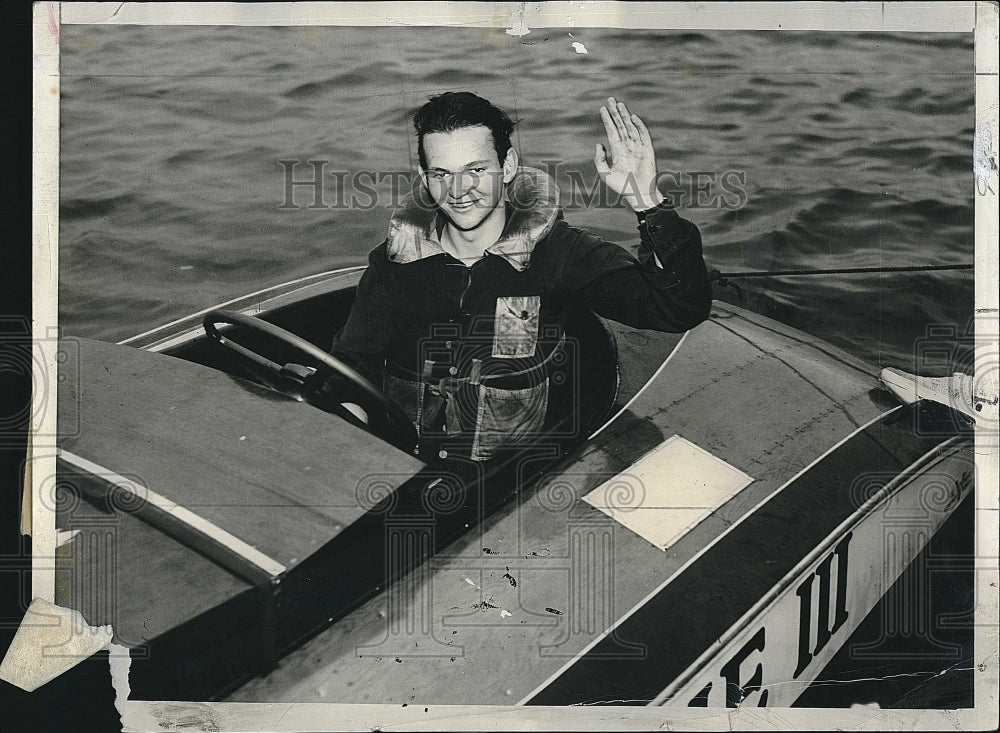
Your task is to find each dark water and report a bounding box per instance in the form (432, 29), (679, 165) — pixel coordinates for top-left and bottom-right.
(59, 26), (975, 373)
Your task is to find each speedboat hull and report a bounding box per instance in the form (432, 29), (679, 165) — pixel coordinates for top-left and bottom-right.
(53, 268), (973, 705)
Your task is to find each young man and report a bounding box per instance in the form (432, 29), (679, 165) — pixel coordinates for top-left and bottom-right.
(330, 92), (712, 461)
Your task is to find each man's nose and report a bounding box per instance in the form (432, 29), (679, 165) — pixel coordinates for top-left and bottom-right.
(449, 172), (475, 197)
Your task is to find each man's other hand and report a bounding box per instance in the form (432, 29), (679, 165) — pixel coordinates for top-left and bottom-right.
(595, 97), (665, 212)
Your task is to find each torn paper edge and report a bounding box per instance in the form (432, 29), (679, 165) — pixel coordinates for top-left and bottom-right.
(973, 0), (1000, 719)
(0, 598), (113, 693)
(58, 1), (976, 31)
(505, 2), (532, 37)
(119, 702), (993, 732)
(31, 1), (60, 605)
(108, 643), (133, 722)
(20, 2), (996, 732)
(20, 432), (32, 536)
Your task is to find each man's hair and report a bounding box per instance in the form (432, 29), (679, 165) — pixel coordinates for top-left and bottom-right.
(413, 92), (516, 169)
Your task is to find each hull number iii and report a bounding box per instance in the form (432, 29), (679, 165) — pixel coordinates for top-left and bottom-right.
(686, 534), (852, 708)
(661, 446), (971, 708)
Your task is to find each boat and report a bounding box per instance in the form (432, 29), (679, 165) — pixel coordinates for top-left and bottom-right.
(52, 264), (974, 706)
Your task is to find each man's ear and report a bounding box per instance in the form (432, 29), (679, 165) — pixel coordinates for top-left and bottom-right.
(502, 147), (519, 183)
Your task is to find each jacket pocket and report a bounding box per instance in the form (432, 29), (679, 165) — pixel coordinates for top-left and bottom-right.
(471, 379), (549, 461)
(492, 295), (540, 358)
(382, 371), (421, 431)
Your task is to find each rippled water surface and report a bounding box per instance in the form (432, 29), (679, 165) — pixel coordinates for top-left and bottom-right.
(59, 26), (975, 372)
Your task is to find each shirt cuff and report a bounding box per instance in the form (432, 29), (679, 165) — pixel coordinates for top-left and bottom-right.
(636, 201), (684, 272)
(633, 195), (668, 222)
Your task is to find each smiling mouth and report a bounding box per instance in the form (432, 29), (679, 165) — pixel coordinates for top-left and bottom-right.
(448, 200), (477, 211)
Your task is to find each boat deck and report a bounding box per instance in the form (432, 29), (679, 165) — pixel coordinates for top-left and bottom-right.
(54, 297), (969, 705)
(227, 303), (941, 705)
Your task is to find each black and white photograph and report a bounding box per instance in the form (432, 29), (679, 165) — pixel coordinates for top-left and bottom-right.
(5, 2), (998, 730)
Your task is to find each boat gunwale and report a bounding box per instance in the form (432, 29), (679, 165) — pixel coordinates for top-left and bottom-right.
(119, 265), (366, 351)
(649, 432), (974, 705)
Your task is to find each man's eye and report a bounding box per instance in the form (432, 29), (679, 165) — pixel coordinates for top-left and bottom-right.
(429, 172), (446, 180)
(470, 168), (486, 175)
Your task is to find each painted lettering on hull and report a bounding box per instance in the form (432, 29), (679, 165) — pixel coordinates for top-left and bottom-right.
(794, 533), (851, 678)
(686, 535), (851, 708)
(666, 449), (970, 708)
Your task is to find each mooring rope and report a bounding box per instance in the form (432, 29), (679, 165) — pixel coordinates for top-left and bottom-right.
(708, 263), (974, 298)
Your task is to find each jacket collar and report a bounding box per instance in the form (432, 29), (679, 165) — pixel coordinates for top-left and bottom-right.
(386, 166), (561, 271)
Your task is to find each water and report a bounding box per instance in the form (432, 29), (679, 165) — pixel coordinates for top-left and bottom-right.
(59, 26), (975, 374)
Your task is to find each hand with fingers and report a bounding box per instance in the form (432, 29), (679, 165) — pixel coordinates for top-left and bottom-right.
(596, 97), (665, 212)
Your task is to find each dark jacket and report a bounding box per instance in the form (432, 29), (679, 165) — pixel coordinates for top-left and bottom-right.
(331, 167), (712, 460)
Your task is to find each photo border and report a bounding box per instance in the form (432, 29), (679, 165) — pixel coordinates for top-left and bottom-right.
(26, 2), (998, 730)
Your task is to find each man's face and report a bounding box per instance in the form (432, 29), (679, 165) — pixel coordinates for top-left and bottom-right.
(420, 125), (516, 231)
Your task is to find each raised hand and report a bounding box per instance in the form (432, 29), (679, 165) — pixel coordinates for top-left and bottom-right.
(595, 97), (664, 212)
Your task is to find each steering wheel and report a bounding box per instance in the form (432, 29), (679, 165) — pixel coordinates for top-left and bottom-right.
(203, 309), (416, 453)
